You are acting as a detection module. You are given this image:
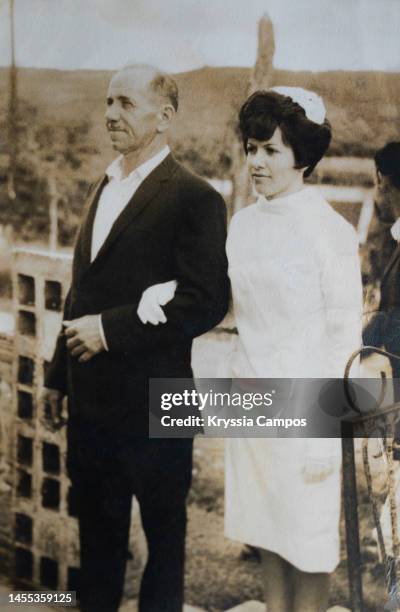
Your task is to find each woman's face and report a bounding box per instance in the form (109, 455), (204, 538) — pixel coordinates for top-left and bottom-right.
(246, 127), (304, 199)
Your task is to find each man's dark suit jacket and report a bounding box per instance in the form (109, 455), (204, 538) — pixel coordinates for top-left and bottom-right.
(376, 243), (400, 355)
(363, 234), (400, 356)
(379, 244), (400, 313)
(45, 153), (230, 438)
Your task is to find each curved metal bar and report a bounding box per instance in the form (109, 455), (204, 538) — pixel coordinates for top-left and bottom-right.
(343, 346), (400, 610)
(343, 346), (400, 413)
(362, 438), (388, 570)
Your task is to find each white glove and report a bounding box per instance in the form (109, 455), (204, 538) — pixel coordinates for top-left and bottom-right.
(137, 280), (178, 325)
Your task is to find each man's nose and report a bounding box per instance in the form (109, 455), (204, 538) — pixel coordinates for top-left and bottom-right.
(105, 103), (119, 122)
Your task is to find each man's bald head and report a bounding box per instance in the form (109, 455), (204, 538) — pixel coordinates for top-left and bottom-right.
(105, 64), (177, 160)
(112, 64), (179, 112)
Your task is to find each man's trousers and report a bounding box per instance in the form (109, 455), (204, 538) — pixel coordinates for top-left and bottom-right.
(67, 421), (193, 612)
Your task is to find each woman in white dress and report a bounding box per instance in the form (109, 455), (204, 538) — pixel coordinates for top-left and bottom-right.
(223, 87), (362, 611)
(136, 87), (363, 611)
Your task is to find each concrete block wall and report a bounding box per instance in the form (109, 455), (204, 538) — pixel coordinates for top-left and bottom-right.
(10, 248), (78, 591)
(0, 331), (14, 575)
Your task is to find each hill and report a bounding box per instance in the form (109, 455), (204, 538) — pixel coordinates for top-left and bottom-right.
(1, 65), (399, 180)
(0, 64), (399, 245)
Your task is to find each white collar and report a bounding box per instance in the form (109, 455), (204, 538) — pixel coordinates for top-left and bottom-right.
(106, 145), (170, 183)
(391, 218), (400, 242)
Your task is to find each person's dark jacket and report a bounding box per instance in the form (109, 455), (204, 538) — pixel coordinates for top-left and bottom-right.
(45, 154), (230, 434)
(363, 239), (400, 355)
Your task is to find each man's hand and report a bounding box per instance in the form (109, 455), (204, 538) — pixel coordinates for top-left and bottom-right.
(137, 280), (178, 325)
(64, 315), (105, 363)
(40, 387), (65, 431)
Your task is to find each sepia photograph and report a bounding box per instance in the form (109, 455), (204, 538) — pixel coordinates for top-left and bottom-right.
(0, 1), (400, 610)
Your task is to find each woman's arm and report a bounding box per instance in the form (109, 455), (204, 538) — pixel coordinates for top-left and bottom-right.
(321, 222), (363, 378)
(303, 219), (363, 481)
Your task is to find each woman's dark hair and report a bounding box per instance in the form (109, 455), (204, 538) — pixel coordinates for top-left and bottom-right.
(239, 90), (332, 177)
(375, 142), (400, 190)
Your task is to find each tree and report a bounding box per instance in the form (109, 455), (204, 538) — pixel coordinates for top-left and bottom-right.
(0, 100), (98, 246)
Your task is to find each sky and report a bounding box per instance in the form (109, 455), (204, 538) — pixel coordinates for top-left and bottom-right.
(0, 0), (399, 73)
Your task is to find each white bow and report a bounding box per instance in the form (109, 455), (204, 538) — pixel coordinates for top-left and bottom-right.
(272, 86), (326, 125)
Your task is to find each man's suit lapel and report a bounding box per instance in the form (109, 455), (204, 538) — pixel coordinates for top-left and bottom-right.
(79, 176), (108, 270)
(82, 153), (177, 274)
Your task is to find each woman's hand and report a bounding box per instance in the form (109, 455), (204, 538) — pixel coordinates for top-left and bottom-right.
(302, 457), (335, 484)
(137, 280), (178, 325)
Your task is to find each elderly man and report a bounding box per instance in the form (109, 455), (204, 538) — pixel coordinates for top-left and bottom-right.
(43, 64), (229, 612)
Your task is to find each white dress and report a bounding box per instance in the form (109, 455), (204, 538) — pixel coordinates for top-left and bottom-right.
(224, 186), (363, 573)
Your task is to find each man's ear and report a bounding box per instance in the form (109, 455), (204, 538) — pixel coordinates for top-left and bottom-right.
(157, 104), (175, 133)
(376, 169), (383, 185)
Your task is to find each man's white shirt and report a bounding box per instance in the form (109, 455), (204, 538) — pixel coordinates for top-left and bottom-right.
(92, 145), (170, 350)
(91, 146), (170, 261)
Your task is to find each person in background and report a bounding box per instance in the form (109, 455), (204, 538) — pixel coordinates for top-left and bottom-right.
(363, 142), (400, 445)
(361, 145), (400, 291)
